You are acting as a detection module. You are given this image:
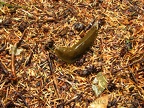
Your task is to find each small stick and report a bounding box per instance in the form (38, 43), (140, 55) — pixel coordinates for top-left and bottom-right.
(16, 30), (27, 48)
(11, 47), (16, 79)
(25, 51), (33, 66)
(113, 57), (144, 73)
(47, 52), (60, 98)
(11, 30), (27, 80)
(129, 70), (138, 84)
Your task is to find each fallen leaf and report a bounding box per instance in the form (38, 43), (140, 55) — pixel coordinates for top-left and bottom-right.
(92, 72), (107, 96)
(88, 95), (109, 108)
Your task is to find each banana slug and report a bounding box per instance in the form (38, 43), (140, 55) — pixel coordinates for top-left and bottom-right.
(55, 25), (98, 63)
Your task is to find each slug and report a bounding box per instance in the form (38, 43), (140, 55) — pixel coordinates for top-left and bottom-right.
(55, 25), (98, 63)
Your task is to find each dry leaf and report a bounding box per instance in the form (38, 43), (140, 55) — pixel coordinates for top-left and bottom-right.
(88, 95), (109, 108)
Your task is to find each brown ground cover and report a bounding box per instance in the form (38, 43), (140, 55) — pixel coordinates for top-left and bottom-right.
(0, 0), (144, 108)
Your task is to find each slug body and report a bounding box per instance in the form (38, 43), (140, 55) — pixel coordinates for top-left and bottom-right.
(55, 25), (98, 63)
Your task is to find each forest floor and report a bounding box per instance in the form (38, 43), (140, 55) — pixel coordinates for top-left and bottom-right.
(0, 0), (144, 108)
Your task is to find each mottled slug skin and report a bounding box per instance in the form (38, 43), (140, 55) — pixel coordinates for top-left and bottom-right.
(55, 25), (98, 63)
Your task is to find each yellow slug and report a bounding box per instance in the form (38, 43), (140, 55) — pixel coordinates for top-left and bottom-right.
(55, 25), (98, 63)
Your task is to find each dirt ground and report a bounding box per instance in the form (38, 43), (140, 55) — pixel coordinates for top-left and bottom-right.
(0, 0), (144, 108)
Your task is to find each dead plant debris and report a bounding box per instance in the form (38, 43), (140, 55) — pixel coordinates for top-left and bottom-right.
(0, 0), (144, 108)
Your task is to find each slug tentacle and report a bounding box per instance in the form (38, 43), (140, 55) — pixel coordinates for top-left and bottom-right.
(55, 25), (98, 63)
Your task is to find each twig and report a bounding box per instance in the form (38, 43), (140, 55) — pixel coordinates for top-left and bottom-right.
(16, 30), (27, 48)
(113, 57), (144, 73)
(47, 52), (60, 98)
(11, 45), (16, 79)
(11, 30), (27, 80)
(129, 71), (138, 84)
(25, 51), (33, 66)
